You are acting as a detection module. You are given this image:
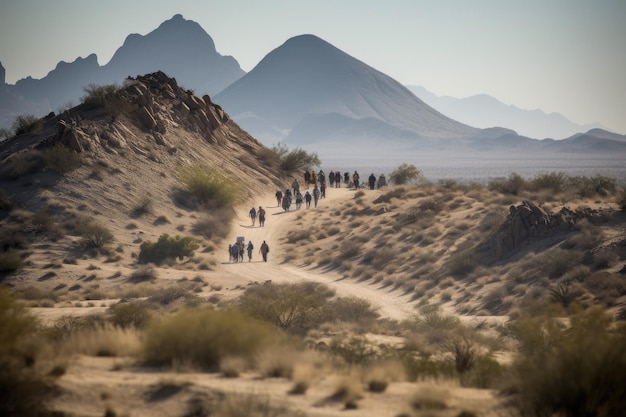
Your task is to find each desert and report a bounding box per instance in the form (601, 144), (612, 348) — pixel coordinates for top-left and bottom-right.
(1, 72), (625, 417)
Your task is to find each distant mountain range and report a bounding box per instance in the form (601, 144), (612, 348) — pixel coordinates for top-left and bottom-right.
(0, 14), (243, 131)
(1, 14), (625, 158)
(406, 86), (606, 140)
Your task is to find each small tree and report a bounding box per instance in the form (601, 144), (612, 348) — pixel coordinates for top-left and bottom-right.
(138, 234), (199, 264)
(271, 143), (320, 173)
(239, 281), (335, 335)
(12, 114), (43, 136)
(388, 163), (422, 185)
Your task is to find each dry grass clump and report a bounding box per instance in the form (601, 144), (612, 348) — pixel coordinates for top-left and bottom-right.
(60, 324), (142, 357)
(213, 393), (304, 417)
(329, 372), (364, 409)
(504, 306), (626, 417)
(108, 300), (153, 329)
(410, 385), (450, 411)
(127, 265), (158, 283)
(192, 208), (231, 240)
(142, 307), (276, 369)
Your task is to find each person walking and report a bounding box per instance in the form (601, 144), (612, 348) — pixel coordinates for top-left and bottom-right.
(304, 170), (311, 189)
(249, 207), (257, 226)
(275, 190), (283, 207)
(313, 185), (320, 207)
(260, 240), (270, 262)
(238, 240), (245, 262)
(295, 191), (303, 210)
(344, 172), (350, 187)
(292, 179), (300, 197)
(230, 242), (239, 263)
(258, 206), (266, 227)
(335, 169), (342, 187)
(377, 174), (387, 189)
(304, 191), (312, 208)
(320, 181), (326, 199)
(329, 170), (335, 187)
(246, 240), (254, 262)
(353, 171), (360, 189)
(368, 173), (376, 190)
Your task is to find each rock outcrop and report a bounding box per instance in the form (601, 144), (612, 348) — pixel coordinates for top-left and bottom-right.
(487, 200), (611, 260)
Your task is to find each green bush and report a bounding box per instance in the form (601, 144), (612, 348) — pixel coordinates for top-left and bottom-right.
(138, 234), (199, 265)
(506, 306), (626, 417)
(529, 171), (567, 193)
(388, 163), (422, 185)
(488, 172), (525, 195)
(12, 114), (43, 136)
(82, 83), (133, 118)
(179, 165), (240, 208)
(142, 308), (275, 369)
(41, 143), (81, 174)
(238, 282), (335, 335)
(271, 143), (320, 173)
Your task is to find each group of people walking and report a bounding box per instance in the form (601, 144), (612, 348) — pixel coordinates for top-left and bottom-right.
(231, 168), (388, 264)
(229, 239), (269, 263)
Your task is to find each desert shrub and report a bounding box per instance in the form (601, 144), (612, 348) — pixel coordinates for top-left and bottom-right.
(529, 171), (567, 193)
(131, 196), (153, 216)
(238, 282), (335, 335)
(142, 308), (275, 369)
(285, 228), (311, 244)
(388, 163), (422, 185)
(540, 248), (580, 278)
(44, 314), (106, 341)
(506, 306), (626, 417)
(12, 114), (43, 136)
(547, 282), (576, 308)
(108, 301), (153, 329)
(569, 174), (616, 197)
(488, 172), (525, 195)
(147, 286), (199, 306)
(445, 336), (476, 374)
(127, 265), (157, 283)
(3, 149), (42, 178)
(0, 287), (52, 417)
(271, 142), (320, 173)
(329, 336), (378, 365)
(330, 296), (380, 325)
(446, 247), (478, 277)
(192, 208), (231, 240)
(459, 355), (504, 388)
(373, 185), (407, 203)
(138, 234), (199, 265)
(0, 250), (23, 272)
(82, 83), (133, 118)
(402, 355), (457, 381)
(77, 220), (114, 249)
(617, 187), (626, 211)
(213, 393), (305, 417)
(61, 324), (141, 357)
(179, 165), (240, 208)
(410, 386), (450, 411)
(40, 143), (81, 174)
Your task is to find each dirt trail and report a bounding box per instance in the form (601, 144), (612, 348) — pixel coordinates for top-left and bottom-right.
(218, 185), (416, 321)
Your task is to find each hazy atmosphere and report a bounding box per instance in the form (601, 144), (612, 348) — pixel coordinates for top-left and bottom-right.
(1, 0), (624, 134)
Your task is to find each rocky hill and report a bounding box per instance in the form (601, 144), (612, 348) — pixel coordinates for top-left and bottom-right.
(0, 71), (282, 283)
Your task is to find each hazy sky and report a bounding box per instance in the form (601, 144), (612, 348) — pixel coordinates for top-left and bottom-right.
(0, 0), (624, 133)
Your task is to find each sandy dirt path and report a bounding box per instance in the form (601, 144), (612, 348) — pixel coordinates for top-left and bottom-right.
(218, 185), (416, 321)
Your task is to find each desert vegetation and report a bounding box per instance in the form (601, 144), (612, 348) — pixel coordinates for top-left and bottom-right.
(1, 71), (624, 416)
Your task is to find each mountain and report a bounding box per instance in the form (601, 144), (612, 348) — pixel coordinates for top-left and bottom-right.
(214, 34), (477, 150)
(407, 86), (605, 140)
(0, 15), (245, 130)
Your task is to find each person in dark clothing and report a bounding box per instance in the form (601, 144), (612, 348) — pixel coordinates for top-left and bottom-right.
(344, 172), (350, 187)
(260, 241), (269, 262)
(336, 169), (342, 187)
(313, 185), (320, 207)
(368, 173), (376, 190)
(329, 171), (335, 187)
(258, 206), (266, 227)
(304, 191), (312, 208)
(275, 190), (283, 206)
(246, 241), (254, 262)
(304, 171), (311, 189)
(249, 207), (257, 226)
